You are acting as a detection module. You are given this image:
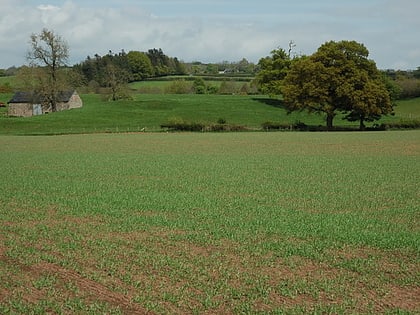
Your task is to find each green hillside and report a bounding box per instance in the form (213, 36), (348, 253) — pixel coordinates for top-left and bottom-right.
(1, 91), (419, 135)
(391, 97), (420, 120)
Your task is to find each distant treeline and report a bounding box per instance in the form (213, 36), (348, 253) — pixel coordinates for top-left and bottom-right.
(71, 49), (259, 91)
(382, 68), (420, 99)
(1, 51), (419, 99)
(73, 49), (187, 85)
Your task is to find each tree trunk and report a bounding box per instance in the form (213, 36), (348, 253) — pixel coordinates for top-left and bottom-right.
(359, 117), (366, 131)
(326, 113), (334, 131)
(50, 93), (57, 112)
(50, 94), (57, 112)
(51, 68), (57, 112)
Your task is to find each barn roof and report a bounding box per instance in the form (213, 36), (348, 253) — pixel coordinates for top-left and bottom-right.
(8, 90), (75, 104)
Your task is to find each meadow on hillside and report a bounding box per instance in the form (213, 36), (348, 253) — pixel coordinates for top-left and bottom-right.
(1, 89), (419, 135)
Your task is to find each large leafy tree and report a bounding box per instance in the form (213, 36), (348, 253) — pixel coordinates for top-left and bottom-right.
(283, 40), (392, 129)
(342, 79), (393, 130)
(255, 48), (291, 96)
(27, 28), (69, 112)
(147, 48), (171, 76)
(127, 51), (153, 81)
(282, 56), (338, 129)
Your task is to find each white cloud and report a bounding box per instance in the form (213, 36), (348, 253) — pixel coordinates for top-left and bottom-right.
(37, 4), (59, 10)
(0, 0), (419, 69)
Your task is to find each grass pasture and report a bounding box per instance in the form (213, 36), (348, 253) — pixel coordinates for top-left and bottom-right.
(128, 78), (251, 94)
(0, 94), (329, 135)
(0, 131), (419, 314)
(393, 98), (420, 120)
(1, 93), (419, 135)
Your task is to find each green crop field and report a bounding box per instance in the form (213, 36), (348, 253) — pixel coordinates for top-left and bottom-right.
(0, 131), (419, 314)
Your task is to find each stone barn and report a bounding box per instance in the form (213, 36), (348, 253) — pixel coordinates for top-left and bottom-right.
(8, 90), (83, 117)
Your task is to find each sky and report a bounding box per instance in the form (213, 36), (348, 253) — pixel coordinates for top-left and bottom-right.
(1, 0), (419, 70)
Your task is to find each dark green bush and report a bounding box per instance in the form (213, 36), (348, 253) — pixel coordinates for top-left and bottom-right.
(165, 80), (193, 94)
(204, 124), (248, 132)
(261, 121), (291, 130)
(206, 85), (219, 94)
(161, 121), (204, 131)
(161, 117), (247, 132)
(193, 78), (206, 94)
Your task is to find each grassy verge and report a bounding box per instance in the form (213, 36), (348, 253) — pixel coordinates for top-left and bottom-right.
(1, 131), (419, 314)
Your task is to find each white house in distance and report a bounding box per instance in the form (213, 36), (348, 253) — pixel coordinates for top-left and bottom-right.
(8, 90), (83, 117)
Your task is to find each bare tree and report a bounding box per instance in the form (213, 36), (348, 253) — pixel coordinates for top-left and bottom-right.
(288, 40), (296, 58)
(27, 28), (69, 112)
(102, 63), (131, 101)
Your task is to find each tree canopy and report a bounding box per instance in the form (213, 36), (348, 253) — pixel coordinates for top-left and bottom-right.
(26, 28), (69, 111)
(127, 51), (153, 81)
(282, 40), (393, 129)
(74, 48), (187, 87)
(255, 48), (291, 96)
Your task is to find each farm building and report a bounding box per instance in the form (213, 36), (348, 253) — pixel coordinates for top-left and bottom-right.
(8, 90), (83, 117)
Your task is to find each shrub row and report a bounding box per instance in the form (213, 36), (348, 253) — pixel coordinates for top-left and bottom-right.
(261, 121), (312, 131)
(164, 120), (420, 132)
(377, 120), (420, 130)
(161, 121), (204, 131)
(262, 120), (420, 131)
(164, 120), (370, 132)
(161, 118), (248, 132)
(261, 121), (293, 130)
(204, 124), (248, 132)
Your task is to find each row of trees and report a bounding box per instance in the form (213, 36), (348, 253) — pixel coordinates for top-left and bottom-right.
(163, 77), (258, 95)
(72, 49), (188, 100)
(74, 48), (187, 84)
(256, 40), (395, 130)
(12, 29), (262, 103)
(185, 59), (258, 75)
(382, 69), (420, 99)
(15, 29), (190, 102)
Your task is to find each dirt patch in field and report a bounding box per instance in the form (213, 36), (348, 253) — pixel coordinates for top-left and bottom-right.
(255, 291), (317, 312)
(382, 285), (420, 312)
(330, 245), (418, 279)
(34, 261), (151, 314)
(401, 143), (420, 156)
(0, 253), (152, 314)
(331, 245), (382, 260)
(2, 220), (419, 314)
(91, 229), (419, 313)
(323, 245), (420, 312)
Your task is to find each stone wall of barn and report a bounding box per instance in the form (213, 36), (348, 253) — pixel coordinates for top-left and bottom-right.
(8, 91), (83, 117)
(68, 92), (83, 109)
(54, 92), (83, 111)
(53, 102), (67, 112)
(8, 103), (33, 117)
